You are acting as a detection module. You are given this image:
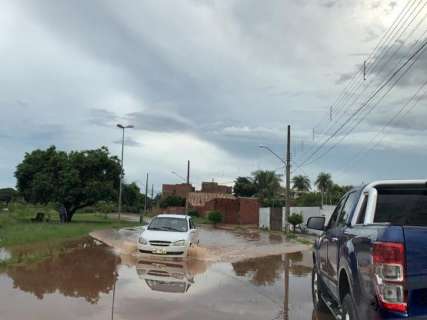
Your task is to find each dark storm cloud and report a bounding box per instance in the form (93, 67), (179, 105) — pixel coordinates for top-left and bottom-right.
(367, 41), (427, 87)
(89, 109), (119, 127)
(368, 93), (427, 131)
(1, 0), (424, 188)
(126, 111), (195, 133)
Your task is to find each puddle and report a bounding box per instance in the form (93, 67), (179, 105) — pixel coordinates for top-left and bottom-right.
(0, 228), (332, 320)
(0, 248), (11, 262)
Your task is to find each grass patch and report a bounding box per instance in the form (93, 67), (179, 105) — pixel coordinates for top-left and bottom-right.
(193, 216), (213, 225)
(0, 204), (139, 267)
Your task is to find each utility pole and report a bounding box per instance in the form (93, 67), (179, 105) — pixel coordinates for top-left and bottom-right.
(186, 160), (190, 184)
(141, 173), (148, 224)
(285, 125), (291, 233)
(118, 128), (124, 222)
(185, 160), (190, 214)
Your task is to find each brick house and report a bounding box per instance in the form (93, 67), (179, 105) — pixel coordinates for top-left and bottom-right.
(162, 183), (195, 199)
(201, 182), (232, 194)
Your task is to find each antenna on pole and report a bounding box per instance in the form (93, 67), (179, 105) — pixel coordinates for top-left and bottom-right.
(329, 106), (333, 121)
(312, 128), (315, 141)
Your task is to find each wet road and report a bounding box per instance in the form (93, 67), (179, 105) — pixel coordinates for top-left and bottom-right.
(0, 228), (334, 320)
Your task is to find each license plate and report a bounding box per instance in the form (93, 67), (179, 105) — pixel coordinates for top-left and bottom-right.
(153, 248), (167, 255)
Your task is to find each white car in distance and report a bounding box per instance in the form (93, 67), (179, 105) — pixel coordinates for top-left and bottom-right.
(138, 214), (199, 257)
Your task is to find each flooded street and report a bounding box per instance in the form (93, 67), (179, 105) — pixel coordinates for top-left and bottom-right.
(0, 228), (333, 320)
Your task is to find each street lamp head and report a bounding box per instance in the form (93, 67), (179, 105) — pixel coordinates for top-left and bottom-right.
(117, 124), (134, 129)
(258, 145), (267, 149)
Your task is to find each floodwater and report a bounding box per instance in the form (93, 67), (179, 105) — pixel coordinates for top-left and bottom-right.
(0, 228), (334, 320)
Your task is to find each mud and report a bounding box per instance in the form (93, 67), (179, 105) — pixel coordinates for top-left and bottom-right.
(0, 228), (333, 320)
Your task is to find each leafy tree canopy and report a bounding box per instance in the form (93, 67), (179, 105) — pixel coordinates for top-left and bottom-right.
(292, 175), (311, 192)
(159, 195), (186, 208)
(233, 177), (257, 197)
(252, 170), (282, 202)
(15, 146), (121, 222)
(0, 188), (19, 205)
(315, 172), (333, 192)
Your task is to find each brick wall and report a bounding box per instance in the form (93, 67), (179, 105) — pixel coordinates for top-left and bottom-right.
(197, 197), (259, 225)
(238, 198), (260, 225)
(162, 184), (194, 199)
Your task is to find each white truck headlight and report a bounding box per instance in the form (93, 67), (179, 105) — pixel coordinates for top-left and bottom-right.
(172, 240), (186, 246)
(138, 237), (148, 245)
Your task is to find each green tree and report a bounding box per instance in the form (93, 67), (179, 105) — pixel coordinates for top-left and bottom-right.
(159, 195), (186, 208)
(288, 212), (303, 232)
(329, 184), (353, 204)
(15, 146), (121, 222)
(121, 182), (148, 212)
(233, 177), (257, 197)
(0, 188), (19, 205)
(291, 175), (311, 192)
(252, 170), (282, 204)
(294, 192), (321, 206)
(315, 172), (333, 207)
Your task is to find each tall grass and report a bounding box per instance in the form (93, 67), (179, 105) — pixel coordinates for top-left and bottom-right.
(0, 203), (139, 267)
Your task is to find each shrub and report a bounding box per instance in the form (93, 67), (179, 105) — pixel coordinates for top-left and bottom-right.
(288, 212), (304, 232)
(188, 209), (199, 217)
(208, 210), (223, 225)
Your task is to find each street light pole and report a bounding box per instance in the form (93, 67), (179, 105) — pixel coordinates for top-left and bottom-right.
(285, 125), (291, 233)
(258, 125), (291, 233)
(117, 124), (134, 222)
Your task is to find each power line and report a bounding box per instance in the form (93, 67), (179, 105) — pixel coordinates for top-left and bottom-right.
(335, 78), (427, 175)
(300, 0), (424, 160)
(297, 36), (427, 168)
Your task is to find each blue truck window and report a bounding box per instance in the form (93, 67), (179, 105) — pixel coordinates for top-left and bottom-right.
(327, 196), (347, 228)
(356, 195), (368, 224)
(337, 192), (359, 227)
(374, 187), (427, 226)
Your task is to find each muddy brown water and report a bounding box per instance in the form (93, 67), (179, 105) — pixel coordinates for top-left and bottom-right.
(0, 228), (333, 320)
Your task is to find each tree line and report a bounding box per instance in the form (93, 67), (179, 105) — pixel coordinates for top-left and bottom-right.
(233, 171), (352, 207)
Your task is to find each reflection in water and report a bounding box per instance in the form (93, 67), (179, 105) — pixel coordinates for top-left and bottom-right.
(231, 252), (312, 286)
(136, 258), (208, 293)
(233, 255), (283, 285)
(6, 238), (120, 303)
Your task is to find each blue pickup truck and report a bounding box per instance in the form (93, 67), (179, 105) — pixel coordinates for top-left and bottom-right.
(307, 180), (427, 319)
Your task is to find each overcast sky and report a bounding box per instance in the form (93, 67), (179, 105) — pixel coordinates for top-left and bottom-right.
(1, 0), (426, 193)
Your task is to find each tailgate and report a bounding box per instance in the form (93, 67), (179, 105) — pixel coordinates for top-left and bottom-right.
(404, 226), (427, 316)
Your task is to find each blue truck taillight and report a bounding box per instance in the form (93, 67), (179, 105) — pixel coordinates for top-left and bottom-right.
(373, 242), (407, 313)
